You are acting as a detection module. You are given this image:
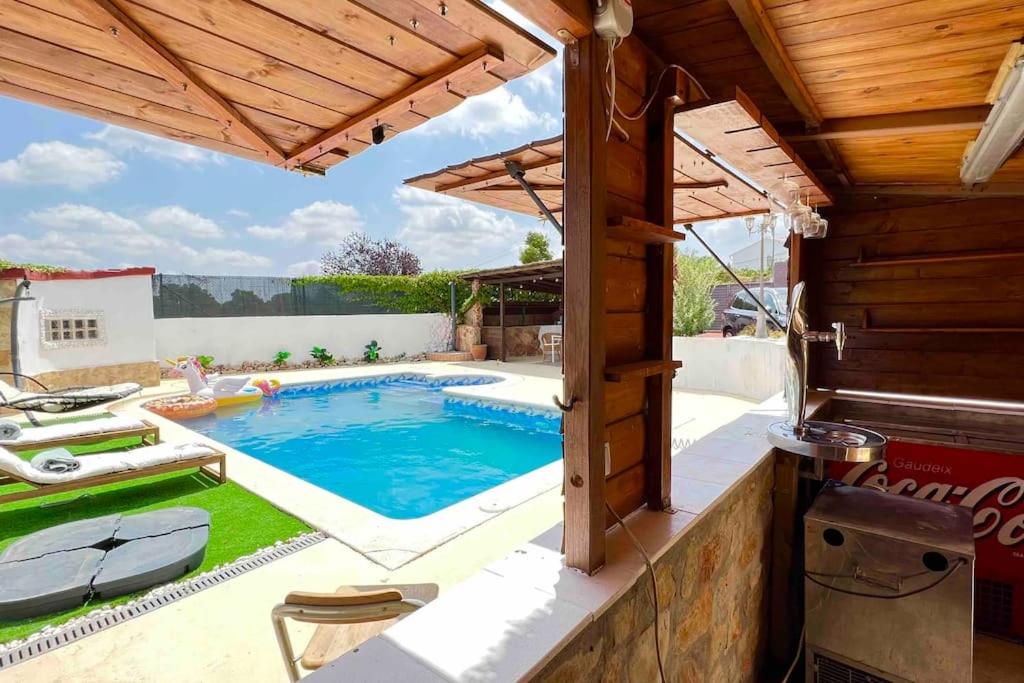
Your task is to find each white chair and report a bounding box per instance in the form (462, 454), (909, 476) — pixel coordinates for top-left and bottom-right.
(538, 326), (562, 363)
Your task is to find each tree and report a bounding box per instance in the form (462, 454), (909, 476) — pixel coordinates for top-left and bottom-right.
(673, 252), (720, 336)
(321, 232), (422, 276)
(519, 230), (553, 264)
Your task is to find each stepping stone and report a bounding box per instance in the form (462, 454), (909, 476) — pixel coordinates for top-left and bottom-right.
(115, 507), (210, 541)
(92, 526), (210, 599)
(0, 549), (104, 621)
(0, 515), (121, 563)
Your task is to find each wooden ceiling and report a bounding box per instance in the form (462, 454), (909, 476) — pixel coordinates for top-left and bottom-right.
(632, 0), (1024, 193)
(0, 0), (554, 173)
(405, 132), (780, 224)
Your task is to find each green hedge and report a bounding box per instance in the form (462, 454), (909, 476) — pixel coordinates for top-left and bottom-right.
(298, 271), (558, 316)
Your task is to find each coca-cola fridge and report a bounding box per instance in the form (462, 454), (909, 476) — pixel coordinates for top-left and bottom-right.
(829, 440), (1024, 641)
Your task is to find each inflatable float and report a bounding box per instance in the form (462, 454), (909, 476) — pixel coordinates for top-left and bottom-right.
(143, 395), (217, 420)
(174, 357), (268, 408)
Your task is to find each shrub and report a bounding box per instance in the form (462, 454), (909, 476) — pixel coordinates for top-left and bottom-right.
(364, 340), (382, 362)
(673, 252), (719, 336)
(197, 355), (215, 369)
(273, 350), (291, 366)
(310, 346), (334, 365)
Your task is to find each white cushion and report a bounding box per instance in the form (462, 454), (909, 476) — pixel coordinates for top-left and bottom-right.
(0, 443), (217, 485)
(0, 416), (147, 446)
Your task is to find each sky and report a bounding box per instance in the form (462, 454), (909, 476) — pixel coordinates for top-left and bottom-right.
(0, 1), (757, 277)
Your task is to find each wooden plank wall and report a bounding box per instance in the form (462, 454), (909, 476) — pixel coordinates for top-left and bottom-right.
(803, 197), (1024, 402)
(563, 31), (676, 573)
(604, 37), (673, 523)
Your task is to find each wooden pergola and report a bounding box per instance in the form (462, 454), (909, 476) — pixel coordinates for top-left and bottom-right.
(0, 0), (554, 174)
(4, 0), (1022, 589)
(461, 259), (563, 362)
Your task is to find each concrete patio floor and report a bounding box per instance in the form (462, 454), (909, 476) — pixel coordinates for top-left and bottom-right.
(0, 362), (757, 683)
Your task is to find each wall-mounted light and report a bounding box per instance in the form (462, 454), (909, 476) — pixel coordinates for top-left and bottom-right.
(961, 45), (1024, 186)
(372, 124), (387, 145)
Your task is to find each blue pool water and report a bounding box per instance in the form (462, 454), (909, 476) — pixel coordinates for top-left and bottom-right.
(180, 375), (562, 519)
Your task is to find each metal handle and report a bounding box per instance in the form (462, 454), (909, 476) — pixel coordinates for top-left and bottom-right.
(553, 395), (577, 412)
(832, 322), (846, 361)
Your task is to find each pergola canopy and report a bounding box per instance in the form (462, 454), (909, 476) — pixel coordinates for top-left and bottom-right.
(461, 259), (563, 295)
(0, 0), (555, 173)
(405, 128), (793, 224)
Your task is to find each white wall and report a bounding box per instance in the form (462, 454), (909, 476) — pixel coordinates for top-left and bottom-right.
(154, 313), (450, 366)
(18, 275), (156, 375)
(672, 336), (785, 401)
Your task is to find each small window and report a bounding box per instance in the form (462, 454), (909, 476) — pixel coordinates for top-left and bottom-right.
(41, 311), (104, 348)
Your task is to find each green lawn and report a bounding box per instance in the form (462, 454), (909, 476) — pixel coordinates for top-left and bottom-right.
(0, 428), (311, 645)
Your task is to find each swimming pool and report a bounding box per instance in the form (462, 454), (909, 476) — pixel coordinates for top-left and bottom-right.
(180, 375), (562, 519)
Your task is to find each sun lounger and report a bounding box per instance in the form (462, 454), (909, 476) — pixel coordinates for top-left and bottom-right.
(271, 583), (438, 681)
(0, 374), (141, 414)
(0, 442), (226, 505)
(0, 416), (159, 452)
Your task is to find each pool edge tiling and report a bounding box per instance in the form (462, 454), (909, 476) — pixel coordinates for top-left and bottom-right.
(115, 364), (565, 569)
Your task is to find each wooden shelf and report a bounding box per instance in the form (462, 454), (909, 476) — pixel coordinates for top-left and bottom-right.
(607, 217), (686, 244)
(862, 326), (1024, 334)
(605, 360), (683, 382)
(850, 248), (1024, 268)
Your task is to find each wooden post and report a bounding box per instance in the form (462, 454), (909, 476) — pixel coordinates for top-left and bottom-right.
(563, 33), (608, 575)
(642, 66), (679, 511)
(499, 283), (507, 362)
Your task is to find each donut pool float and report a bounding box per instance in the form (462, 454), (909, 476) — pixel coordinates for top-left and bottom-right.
(144, 395), (217, 420)
(213, 385), (264, 407)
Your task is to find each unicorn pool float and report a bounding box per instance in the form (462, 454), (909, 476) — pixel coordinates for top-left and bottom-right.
(173, 357), (279, 407)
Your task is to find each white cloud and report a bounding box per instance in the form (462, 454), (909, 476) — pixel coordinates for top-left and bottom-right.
(143, 205), (225, 239)
(0, 141), (124, 190)
(392, 186), (556, 270)
(180, 246), (273, 271)
(226, 208), (250, 218)
(8, 203), (271, 274)
(86, 125), (224, 166)
(246, 200), (363, 245)
(285, 259), (322, 276)
(412, 87), (558, 140)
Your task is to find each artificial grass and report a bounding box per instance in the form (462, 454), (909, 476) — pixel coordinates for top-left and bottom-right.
(0, 432), (311, 645)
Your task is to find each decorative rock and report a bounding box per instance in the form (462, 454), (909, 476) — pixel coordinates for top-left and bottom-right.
(115, 507), (210, 541)
(93, 527), (209, 598)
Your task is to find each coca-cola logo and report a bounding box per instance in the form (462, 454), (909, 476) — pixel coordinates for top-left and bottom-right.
(841, 460), (1024, 548)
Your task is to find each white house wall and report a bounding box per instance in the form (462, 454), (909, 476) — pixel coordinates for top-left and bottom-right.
(17, 275), (156, 376)
(154, 314), (450, 366)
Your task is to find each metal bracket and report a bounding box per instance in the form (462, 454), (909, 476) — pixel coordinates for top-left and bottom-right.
(557, 30), (579, 67)
(553, 394), (578, 412)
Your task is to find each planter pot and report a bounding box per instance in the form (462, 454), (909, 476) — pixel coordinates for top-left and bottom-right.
(470, 344), (488, 362)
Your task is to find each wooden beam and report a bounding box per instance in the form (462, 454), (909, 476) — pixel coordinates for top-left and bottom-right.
(437, 157), (561, 193)
(673, 180), (729, 190)
(502, 0), (592, 42)
(726, 0), (822, 126)
(840, 183), (1024, 198)
(285, 47), (503, 169)
(499, 283), (507, 362)
(788, 107), (991, 142)
(67, 0), (285, 163)
(562, 33), (606, 575)
(480, 183), (564, 192)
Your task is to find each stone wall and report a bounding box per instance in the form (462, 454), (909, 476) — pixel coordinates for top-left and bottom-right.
(533, 459), (774, 682)
(0, 280), (14, 377)
(36, 360), (161, 389)
(481, 325), (544, 358)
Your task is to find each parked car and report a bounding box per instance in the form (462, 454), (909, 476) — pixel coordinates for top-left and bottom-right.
(722, 287), (788, 336)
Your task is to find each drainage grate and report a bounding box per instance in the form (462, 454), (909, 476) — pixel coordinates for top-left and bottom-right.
(0, 532), (325, 671)
(814, 652), (892, 683)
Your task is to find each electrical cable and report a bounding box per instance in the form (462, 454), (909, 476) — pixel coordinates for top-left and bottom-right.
(605, 501), (667, 683)
(780, 625), (805, 683)
(803, 558), (966, 600)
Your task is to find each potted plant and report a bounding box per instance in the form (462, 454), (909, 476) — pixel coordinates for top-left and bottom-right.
(470, 342), (488, 361)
